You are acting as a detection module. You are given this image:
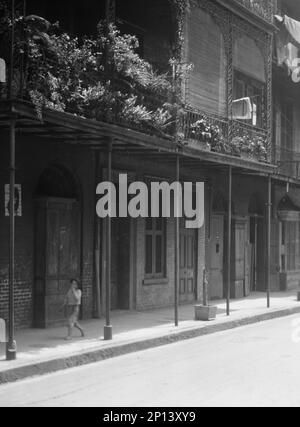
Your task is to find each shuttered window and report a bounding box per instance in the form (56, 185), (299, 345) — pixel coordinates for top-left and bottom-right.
(145, 218), (166, 278)
(233, 36), (266, 83)
(186, 7), (227, 116)
(281, 222), (300, 271)
(281, 102), (294, 152)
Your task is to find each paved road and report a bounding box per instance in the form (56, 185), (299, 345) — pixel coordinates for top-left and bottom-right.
(1, 315), (300, 407)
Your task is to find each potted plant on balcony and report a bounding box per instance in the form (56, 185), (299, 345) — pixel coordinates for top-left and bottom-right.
(195, 268), (218, 321)
(249, 136), (268, 163)
(189, 116), (216, 151)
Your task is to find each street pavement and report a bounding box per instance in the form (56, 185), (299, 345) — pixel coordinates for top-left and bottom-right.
(0, 314), (300, 407)
(1, 291), (300, 386)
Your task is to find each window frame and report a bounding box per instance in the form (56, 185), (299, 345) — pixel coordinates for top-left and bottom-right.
(280, 221), (300, 272)
(233, 69), (265, 129)
(145, 217), (167, 280)
(280, 101), (294, 152)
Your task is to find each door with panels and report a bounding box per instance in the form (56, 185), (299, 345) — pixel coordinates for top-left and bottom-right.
(209, 215), (224, 299)
(34, 198), (81, 328)
(180, 221), (197, 303)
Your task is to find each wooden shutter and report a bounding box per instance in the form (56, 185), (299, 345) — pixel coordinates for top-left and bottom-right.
(186, 7), (227, 116)
(233, 36), (266, 83)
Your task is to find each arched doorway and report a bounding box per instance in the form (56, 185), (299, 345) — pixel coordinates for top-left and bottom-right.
(248, 193), (264, 293)
(34, 165), (81, 328)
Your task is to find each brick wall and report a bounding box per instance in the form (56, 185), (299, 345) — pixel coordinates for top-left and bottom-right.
(0, 133), (95, 328)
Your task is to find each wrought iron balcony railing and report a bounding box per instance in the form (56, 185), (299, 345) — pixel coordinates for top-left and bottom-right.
(1, 64), (272, 165)
(231, 120), (270, 163)
(182, 108), (270, 163)
(232, 0), (276, 24)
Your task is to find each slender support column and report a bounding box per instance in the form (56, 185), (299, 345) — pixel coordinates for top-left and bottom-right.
(267, 176), (272, 309)
(6, 120), (17, 361)
(175, 154), (180, 327)
(94, 151), (102, 319)
(254, 215), (258, 291)
(227, 166), (232, 317)
(104, 140), (113, 340)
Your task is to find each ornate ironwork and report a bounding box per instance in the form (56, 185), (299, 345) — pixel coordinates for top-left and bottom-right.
(231, 0), (275, 24)
(231, 15), (273, 161)
(183, 107), (229, 142)
(182, 0), (273, 163)
(232, 120), (269, 162)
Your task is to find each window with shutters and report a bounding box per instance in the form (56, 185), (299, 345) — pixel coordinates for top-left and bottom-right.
(186, 7), (227, 116)
(145, 218), (166, 278)
(281, 102), (294, 152)
(280, 222), (300, 271)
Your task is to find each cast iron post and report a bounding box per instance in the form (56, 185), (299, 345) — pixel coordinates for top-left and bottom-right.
(6, 0), (17, 361)
(227, 166), (232, 317)
(104, 140), (113, 340)
(175, 154), (180, 327)
(6, 120), (17, 361)
(267, 176), (272, 308)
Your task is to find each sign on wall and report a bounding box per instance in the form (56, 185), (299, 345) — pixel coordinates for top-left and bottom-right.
(4, 184), (22, 217)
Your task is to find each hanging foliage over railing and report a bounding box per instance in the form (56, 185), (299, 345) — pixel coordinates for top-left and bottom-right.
(0, 3), (175, 137)
(182, 109), (269, 162)
(0, 0), (270, 164)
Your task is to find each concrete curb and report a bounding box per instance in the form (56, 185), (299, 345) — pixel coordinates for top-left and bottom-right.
(1, 306), (300, 385)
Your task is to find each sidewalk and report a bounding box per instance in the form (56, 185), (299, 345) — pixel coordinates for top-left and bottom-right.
(0, 291), (300, 384)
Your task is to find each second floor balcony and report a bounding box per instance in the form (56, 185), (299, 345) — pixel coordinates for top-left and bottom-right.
(231, 0), (276, 24)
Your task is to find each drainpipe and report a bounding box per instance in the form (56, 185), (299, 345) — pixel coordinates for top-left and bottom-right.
(175, 154), (180, 327)
(104, 140), (113, 340)
(227, 166), (232, 317)
(267, 176), (272, 308)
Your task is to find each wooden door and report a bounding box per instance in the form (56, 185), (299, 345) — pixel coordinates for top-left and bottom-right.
(233, 219), (249, 299)
(257, 218), (266, 292)
(34, 198), (81, 327)
(270, 220), (280, 291)
(209, 215), (224, 299)
(111, 217), (131, 310)
(180, 224), (196, 303)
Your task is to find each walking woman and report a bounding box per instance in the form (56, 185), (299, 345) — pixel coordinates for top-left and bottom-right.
(63, 279), (85, 340)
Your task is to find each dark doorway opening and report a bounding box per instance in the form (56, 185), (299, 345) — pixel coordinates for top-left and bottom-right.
(111, 217), (131, 310)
